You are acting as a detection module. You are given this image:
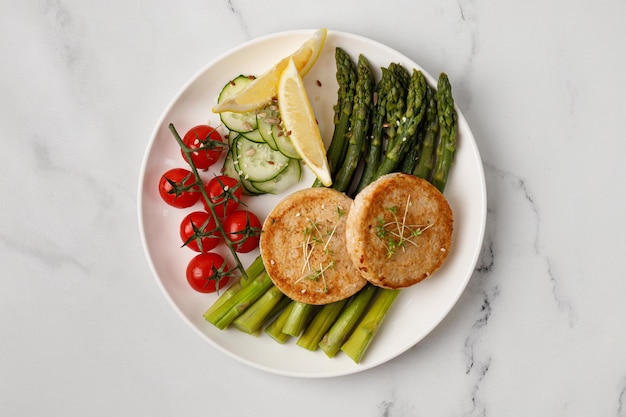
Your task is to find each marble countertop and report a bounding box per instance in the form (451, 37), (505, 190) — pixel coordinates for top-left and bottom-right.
(3, 1), (626, 415)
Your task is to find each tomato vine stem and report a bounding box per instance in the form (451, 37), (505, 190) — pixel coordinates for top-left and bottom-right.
(169, 123), (249, 280)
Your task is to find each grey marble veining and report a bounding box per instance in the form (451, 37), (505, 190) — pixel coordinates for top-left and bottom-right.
(2, 0), (626, 416)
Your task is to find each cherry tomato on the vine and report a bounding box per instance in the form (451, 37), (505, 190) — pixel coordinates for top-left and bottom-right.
(223, 210), (262, 253)
(158, 168), (200, 209)
(203, 175), (243, 218)
(179, 211), (221, 252)
(185, 252), (232, 293)
(181, 125), (226, 170)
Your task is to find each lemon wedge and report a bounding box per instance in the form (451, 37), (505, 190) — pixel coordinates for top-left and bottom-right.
(277, 57), (332, 187)
(212, 28), (327, 114)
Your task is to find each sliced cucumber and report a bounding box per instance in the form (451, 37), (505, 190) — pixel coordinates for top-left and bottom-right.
(227, 130), (239, 148)
(256, 104), (280, 150)
(241, 128), (264, 143)
(273, 129), (301, 159)
(218, 75), (257, 133)
(223, 143), (263, 195)
(252, 158), (302, 194)
(235, 137), (291, 182)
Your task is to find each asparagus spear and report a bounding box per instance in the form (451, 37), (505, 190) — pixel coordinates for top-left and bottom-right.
(318, 284), (377, 357)
(297, 298), (348, 351)
(231, 285), (286, 334)
(282, 301), (318, 337)
(312, 47), (357, 187)
(374, 68), (427, 179)
(202, 256), (266, 320)
(412, 85), (440, 180)
(382, 65), (409, 149)
(354, 67), (393, 193)
(264, 302), (294, 344)
(430, 73), (457, 193)
(241, 255), (266, 285)
(340, 288), (401, 363)
(333, 54), (375, 192)
(204, 272), (274, 330)
(399, 84), (437, 174)
(389, 62), (410, 91)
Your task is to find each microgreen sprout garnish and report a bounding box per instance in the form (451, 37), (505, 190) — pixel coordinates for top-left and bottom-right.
(295, 261), (334, 293)
(297, 206), (345, 290)
(375, 194), (434, 258)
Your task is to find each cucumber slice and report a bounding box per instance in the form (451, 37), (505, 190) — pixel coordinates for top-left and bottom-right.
(252, 158), (302, 194)
(235, 137), (291, 182)
(242, 128), (264, 143)
(227, 130), (239, 148)
(218, 75), (257, 133)
(257, 104), (280, 150)
(272, 128), (301, 159)
(223, 143), (264, 195)
(222, 148), (239, 178)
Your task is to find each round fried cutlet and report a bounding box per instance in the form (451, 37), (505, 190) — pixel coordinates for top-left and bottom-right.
(345, 173), (453, 289)
(260, 187), (367, 305)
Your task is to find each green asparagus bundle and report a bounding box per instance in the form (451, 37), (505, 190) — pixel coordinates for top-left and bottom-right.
(333, 54), (375, 193)
(399, 84), (437, 174)
(374, 68), (427, 179)
(411, 85), (440, 179)
(313, 47), (357, 187)
(431, 73), (457, 193)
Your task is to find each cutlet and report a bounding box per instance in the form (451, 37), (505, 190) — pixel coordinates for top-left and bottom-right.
(345, 173), (453, 289)
(260, 187), (367, 305)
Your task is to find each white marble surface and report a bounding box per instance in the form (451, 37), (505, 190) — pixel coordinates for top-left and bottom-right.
(2, 0), (626, 415)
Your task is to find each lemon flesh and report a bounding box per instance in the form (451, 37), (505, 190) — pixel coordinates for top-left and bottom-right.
(277, 58), (332, 187)
(212, 28), (327, 114)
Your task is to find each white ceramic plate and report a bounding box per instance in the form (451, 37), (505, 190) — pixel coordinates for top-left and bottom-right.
(138, 29), (486, 378)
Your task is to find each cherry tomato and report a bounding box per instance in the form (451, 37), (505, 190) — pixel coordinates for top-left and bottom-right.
(179, 211), (221, 252)
(223, 210), (262, 253)
(203, 175), (242, 218)
(185, 252), (231, 293)
(158, 168), (200, 208)
(181, 125), (226, 170)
